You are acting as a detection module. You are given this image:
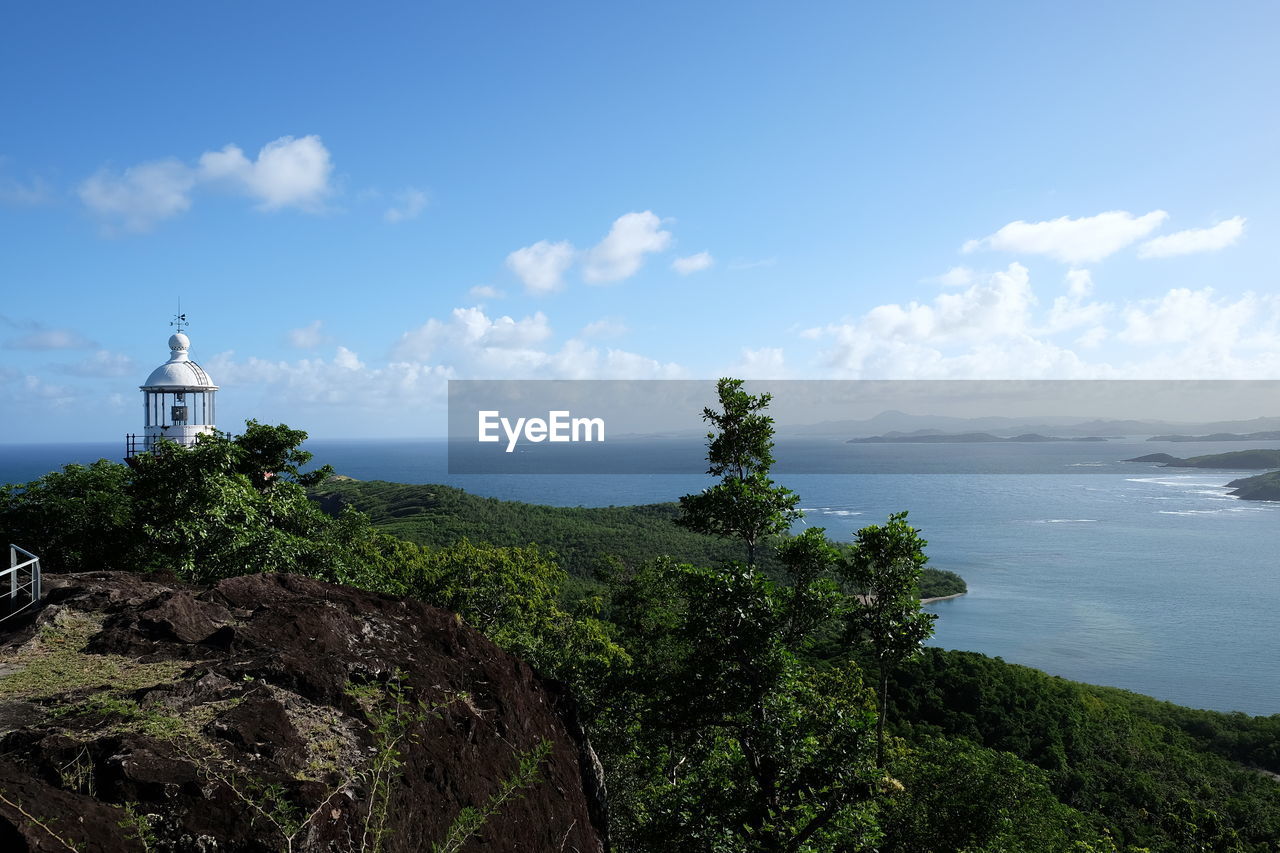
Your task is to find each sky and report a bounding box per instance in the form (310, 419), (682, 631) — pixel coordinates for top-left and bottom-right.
(2, 1), (1278, 441)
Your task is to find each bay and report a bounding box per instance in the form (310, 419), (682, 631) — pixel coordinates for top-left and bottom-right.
(3, 437), (1277, 716)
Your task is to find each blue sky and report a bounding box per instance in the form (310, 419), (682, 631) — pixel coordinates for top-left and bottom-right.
(2, 2), (1278, 440)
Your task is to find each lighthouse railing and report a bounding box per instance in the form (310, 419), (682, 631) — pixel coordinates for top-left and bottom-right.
(125, 433), (149, 459)
(1, 545), (41, 623)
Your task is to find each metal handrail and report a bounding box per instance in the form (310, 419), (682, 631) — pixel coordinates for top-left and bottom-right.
(2, 544), (42, 622)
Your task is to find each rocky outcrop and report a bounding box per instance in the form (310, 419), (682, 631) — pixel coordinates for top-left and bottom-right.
(0, 572), (607, 852)
(1227, 470), (1280, 501)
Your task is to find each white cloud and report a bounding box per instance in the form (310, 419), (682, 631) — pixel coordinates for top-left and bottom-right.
(208, 348), (453, 410)
(1075, 326), (1109, 349)
(580, 318), (628, 339)
(801, 265), (1280, 379)
(198, 135), (333, 211)
(392, 307), (554, 362)
(541, 340), (684, 380)
(0, 174), (52, 206)
(1043, 269), (1111, 334)
(506, 240), (575, 294)
(582, 211), (672, 283)
(78, 159), (196, 233)
(3, 327), (96, 350)
(963, 210), (1168, 264)
(203, 307), (684, 428)
(78, 135), (335, 232)
(1065, 269), (1093, 299)
(288, 320), (332, 349)
(858, 263), (1036, 345)
(594, 348), (685, 379)
(672, 251), (714, 275)
(384, 188), (428, 223)
(933, 266), (976, 287)
(21, 375), (77, 406)
(803, 264), (1087, 378)
(57, 350), (135, 378)
(505, 211), (676, 292)
(1118, 288), (1260, 347)
(1137, 216), (1245, 259)
(729, 347), (788, 379)
(468, 285), (504, 300)
(383, 305), (681, 380)
(333, 346), (363, 370)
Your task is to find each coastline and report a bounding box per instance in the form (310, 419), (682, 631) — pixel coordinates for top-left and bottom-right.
(921, 592), (966, 605)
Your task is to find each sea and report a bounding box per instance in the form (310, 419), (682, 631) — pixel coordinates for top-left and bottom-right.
(2, 437), (1278, 717)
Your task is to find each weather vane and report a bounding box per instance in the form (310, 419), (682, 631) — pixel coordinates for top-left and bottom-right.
(171, 298), (188, 331)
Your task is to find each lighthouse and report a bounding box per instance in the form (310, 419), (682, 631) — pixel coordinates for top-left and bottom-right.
(126, 316), (219, 458)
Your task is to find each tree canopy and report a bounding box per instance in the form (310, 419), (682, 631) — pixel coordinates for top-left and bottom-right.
(675, 378), (800, 565)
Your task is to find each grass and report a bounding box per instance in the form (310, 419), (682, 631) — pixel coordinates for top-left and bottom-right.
(0, 610), (188, 702)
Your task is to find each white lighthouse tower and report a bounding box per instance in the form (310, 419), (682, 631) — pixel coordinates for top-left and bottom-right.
(126, 316), (219, 458)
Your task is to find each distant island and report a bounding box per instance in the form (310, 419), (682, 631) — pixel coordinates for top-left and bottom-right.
(849, 431), (1108, 444)
(1148, 431), (1280, 442)
(1226, 470), (1280, 501)
(1124, 449), (1280, 469)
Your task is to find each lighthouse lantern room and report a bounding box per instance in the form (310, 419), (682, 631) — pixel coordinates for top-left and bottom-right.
(126, 316), (219, 458)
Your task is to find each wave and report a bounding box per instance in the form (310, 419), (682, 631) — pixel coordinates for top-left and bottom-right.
(1126, 477), (1234, 489)
(801, 507), (862, 517)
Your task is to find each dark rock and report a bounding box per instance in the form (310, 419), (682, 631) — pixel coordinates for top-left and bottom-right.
(0, 572), (607, 852)
(1124, 453), (1180, 463)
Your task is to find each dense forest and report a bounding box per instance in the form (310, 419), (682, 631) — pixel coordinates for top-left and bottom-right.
(308, 478), (969, 601)
(3, 394), (1279, 851)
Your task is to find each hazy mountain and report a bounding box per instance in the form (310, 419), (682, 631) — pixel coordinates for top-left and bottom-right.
(780, 412), (1280, 439)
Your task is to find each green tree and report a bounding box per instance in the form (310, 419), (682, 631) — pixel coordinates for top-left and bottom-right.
(390, 537), (628, 711)
(231, 419), (335, 489)
(604, 532), (882, 852)
(1, 422), (346, 581)
(125, 427), (345, 582)
(879, 736), (1115, 853)
(676, 378), (800, 566)
(841, 512), (937, 767)
(0, 459), (137, 573)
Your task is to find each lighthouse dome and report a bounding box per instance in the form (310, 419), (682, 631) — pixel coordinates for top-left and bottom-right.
(142, 331), (219, 390)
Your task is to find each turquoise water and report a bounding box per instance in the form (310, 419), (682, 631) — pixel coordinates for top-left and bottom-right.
(3, 438), (1278, 715)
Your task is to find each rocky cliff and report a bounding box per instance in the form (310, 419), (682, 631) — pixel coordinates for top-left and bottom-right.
(0, 572), (607, 852)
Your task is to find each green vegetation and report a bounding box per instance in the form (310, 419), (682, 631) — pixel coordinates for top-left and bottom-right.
(0, 611), (188, 701)
(888, 649), (1280, 850)
(844, 512), (936, 766)
(3, 397), (1278, 852)
(674, 377), (800, 565)
(1158, 449), (1280, 469)
(1227, 470), (1280, 501)
(310, 478), (745, 576)
(0, 424), (622, 695)
(919, 567), (966, 598)
(429, 738), (552, 853)
(307, 478), (966, 599)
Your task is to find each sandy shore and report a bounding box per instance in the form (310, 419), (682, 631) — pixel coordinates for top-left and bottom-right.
(921, 592), (966, 605)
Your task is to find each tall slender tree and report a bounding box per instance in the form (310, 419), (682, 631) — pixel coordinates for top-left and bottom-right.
(841, 511), (937, 767)
(675, 378), (800, 566)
